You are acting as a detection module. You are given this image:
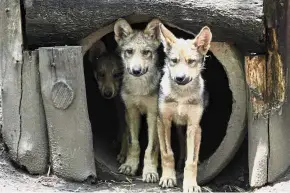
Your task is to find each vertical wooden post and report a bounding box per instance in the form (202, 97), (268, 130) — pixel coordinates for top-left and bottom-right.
(247, 0), (289, 186)
(38, 46), (96, 182)
(264, 0), (290, 183)
(0, 0), (24, 161)
(245, 55), (269, 187)
(0, 0), (49, 174)
(18, 51), (48, 174)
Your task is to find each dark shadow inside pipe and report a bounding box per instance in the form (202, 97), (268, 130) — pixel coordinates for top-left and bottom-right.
(84, 23), (232, 180)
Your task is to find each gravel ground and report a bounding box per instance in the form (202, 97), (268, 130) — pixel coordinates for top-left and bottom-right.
(0, 138), (249, 193)
(253, 170), (290, 193)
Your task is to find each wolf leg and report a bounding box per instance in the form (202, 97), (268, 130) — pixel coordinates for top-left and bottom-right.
(117, 129), (128, 164)
(116, 99), (128, 164)
(142, 112), (159, 183)
(158, 115), (177, 188)
(183, 108), (202, 193)
(118, 107), (140, 175)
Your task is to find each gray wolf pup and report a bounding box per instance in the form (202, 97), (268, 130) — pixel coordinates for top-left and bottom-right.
(114, 18), (161, 183)
(89, 40), (128, 164)
(157, 24), (212, 192)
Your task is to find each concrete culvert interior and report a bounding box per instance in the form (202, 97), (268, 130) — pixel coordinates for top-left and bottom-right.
(83, 21), (246, 185)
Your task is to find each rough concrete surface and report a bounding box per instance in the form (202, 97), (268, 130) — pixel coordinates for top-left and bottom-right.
(197, 42), (246, 184)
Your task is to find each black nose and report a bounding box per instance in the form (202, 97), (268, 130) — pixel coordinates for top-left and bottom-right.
(174, 74), (191, 85)
(132, 67), (142, 76)
(103, 89), (113, 98)
(175, 74), (186, 83)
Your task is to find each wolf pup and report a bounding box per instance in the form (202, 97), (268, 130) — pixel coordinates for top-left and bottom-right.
(157, 24), (212, 192)
(89, 40), (128, 164)
(114, 18), (161, 183)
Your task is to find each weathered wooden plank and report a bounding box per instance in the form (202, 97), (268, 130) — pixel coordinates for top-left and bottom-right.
(38, 46), (96, 182)
(266, 0), (290, 183)
(245, 0), (289, 185)
(17, 51), (48, 174)
(0, 0), (23, 162)
(24, 0), (264, 53)
(248, 114), (269, 187)
(245, 56), (268, 117)
(0, 1), (48, 173)
(246, 55), (269, 187)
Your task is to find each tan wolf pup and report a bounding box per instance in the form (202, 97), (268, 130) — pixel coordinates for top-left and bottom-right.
(89, 40), (128, 164)
(114, 18), (161, 183)
(157, 24), (212, 192)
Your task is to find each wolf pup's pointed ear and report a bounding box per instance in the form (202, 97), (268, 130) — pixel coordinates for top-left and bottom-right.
(88, 40), (107, 63)
(114, 19), (133, 44)
(144, 19), (161, 40)
(159, 23), (177, 51)
(193, 26), (212, 55)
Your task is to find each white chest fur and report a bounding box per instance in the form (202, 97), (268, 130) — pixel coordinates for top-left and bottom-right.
(159, 74), (204, 126)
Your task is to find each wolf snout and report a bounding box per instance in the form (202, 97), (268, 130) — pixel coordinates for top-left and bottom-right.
(128, 66), (148, 77)
(132, 66), (142, 75)
(103, 88), (114, 99)
(174, 74), (192, 85)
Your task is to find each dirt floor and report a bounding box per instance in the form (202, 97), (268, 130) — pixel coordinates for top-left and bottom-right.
(0, 136), (248, 193)
(0, 91), (251, 193)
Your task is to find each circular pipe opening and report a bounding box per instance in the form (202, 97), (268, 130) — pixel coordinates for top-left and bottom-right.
(83, 21), (246, 184)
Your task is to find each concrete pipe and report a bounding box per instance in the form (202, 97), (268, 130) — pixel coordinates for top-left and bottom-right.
(83, 21), (247, 184)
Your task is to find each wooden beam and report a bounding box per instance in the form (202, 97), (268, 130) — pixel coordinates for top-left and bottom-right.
(265, 0), (290, 183)
(18, 51), (48, 174)
(245, 55), (269, 187)
(0, 0), (24, 162)
(38, 46), (96, 182)
(0, 0), (49, 174)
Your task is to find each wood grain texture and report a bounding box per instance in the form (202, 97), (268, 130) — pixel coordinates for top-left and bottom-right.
(245, 55), (269, 187)
(266, 0), (290, 184)
(38, 46), (96, 182)
(18, 51), (48, 174)
(0, 0), (23, 162)
(245, 56), (268, 117)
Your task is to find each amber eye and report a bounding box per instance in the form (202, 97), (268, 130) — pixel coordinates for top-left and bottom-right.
(142, 50), (152, 56)
(187, 59), (196, 65)
(171, 58), (178, 63)
(125, 48), (133, 55)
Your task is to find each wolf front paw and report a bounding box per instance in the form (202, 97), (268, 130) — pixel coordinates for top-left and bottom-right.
(183, 164), (200, 192)
(143, 172), (159, 183)
(159, 176), (177, 188)
(118, 160), (138, 176)
(159, 168), (177, 188)
(142, 165), (159, 183)
(183, 184), (201, 193)
(183, 176), (201, 193)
